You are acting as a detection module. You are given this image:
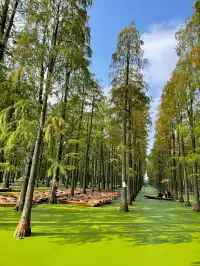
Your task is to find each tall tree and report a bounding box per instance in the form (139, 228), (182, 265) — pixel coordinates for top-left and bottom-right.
(110, 21), (149, 211)
(14, 0), (93, 238)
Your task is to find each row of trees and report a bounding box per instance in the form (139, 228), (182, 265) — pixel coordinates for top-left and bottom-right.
(0, 0), (150, 238)
(147, 1), (200, 210)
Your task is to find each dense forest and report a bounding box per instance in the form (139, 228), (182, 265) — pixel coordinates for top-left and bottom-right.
(147, 2), (200, 210)
(0, 0), (150, 238)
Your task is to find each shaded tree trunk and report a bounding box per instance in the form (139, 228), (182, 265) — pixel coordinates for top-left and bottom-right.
(120, 41), (130, 212)
(177, 131), (184, 202)
(49, 69), (70, 203)
(180, 134), (191, 206)
(14, 90), (48, 238)
(172, 130), (178, 200)
(14, 148), (33, 211)
(71, 87), (85, 196)
(120, 95), (129, 212)
(82, 97), (95, 194)
(106, 149), (111, 190)
(0, 0), (19, 61)
(127, 104), (132, 205)
(3, 172), (10, 188)
(110, 146), (114, 191)
(91, 154), (95, 191)
(100, 139), (105, 190)
(14, 15), (59, 234)
(188, 99), (200, 211)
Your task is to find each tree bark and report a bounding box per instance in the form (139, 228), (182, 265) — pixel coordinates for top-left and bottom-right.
(120, 40), (130, 212)
(14, 11), (59, 234)
(3, 172), (10, 188)
(49, 180), (58, 204)
(180, 134), (191, 206)
(14, 148), (33, 211)
(177, 131), (184, 202)
(97, 152), (101, 191)
(71, 87), (85, 196)
(106, 150), (111, 190)
(0, 0), (9, 39)
(82, 98), (94, 194)
(49, 69), (70, 203)
(100, 139), (105, 190)
(187, 99), (200, 211)
(172, 130), (178, 200)
(14, 90), (48, 238)
(120, 95), (129, 212)
(0, 0), (19, 61)
(127, 104), (132, 205)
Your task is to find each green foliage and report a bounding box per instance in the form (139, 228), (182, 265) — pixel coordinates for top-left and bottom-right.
(149, 1), (200, 197)
(48, 162), (67, 178)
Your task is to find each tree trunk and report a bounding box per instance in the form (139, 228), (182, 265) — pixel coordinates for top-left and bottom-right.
(46, 176), (50, 187)
(14, 148), (33, 211)
(180, 135), (191, 206)
(14, 21), (59, 233)
(49, 180), (58, 204)
(0, 0), (10, 38)
(91, 154), (95, 191)
(110, 146), (114, 190)
(172, 130), (178, 200)
(177, 131), (184, 202)
(82, 98), (94, 194)
(100, 140), (105, 190)
(14, 90), (48, 238)
(3, 172), (9, 188)
(50, 69), (70, 203)
(106, 150), (111, 190)
(97, 151), (101, 191)
(71, 88), (84, 196)
(0, 0), (19, 61)
(138, 159), (142, 192)
(188, 99), (200, 211)
(120, 41), (130, 212)
(132, 162), (137, 201)
(120, 96), (129, 212)
(127, 104), (132, 205)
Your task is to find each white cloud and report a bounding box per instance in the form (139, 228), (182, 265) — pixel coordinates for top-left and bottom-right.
(142, 20), (182, 153)
(142, 21), (181, 87)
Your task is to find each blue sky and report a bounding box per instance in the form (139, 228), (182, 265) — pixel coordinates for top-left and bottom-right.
(89, 0), (193, 152)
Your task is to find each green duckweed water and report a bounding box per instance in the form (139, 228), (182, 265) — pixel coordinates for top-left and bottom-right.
(1, 186), (200, 266)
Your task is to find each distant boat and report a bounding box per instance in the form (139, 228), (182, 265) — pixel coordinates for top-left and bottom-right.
(144, 195), (174, 201)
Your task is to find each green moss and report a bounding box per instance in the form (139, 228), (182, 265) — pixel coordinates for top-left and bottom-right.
(1, 186), (200, 266)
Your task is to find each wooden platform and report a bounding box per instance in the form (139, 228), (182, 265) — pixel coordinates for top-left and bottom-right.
(61, 200), (105, 207)
(0, 190), (120, 208)
(60, 198), (113, 207)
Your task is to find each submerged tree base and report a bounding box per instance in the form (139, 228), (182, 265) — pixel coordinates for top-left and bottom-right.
(14, 201), (24, 212)
(120, 202), (129, 212)
(178, 196), (184, 203)
(173, 193), (178, 200)
(49, 194), (57, 204)
(13, 206), (22, 212)
(49, 183), (58, 204)
(193, 202), (200, 212)
(14, 219), (31, 239)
